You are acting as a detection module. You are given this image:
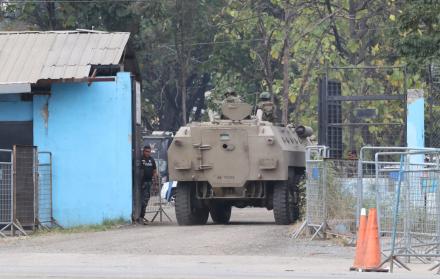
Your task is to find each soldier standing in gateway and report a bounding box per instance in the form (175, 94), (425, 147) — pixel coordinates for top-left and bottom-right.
(139, 145), (157, 225)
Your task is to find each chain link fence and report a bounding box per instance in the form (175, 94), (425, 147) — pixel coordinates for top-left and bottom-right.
(0, 149), (14, 237)
(36, 152), (56, 228)
(294, 146), (358, 240)
(0, 149), (26, 237)
(326, 159), (358, 235)
(0, 147), (55, 237)
(358, 147), (440, 266)
(295, 144), (440, 265)
(299, 146), (327, 239)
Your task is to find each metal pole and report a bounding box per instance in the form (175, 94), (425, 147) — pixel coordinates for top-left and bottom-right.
(305, 148), (311, 227)
(436, 154), (440, 256)
(403, 154), (411, 263)
(323, 68), (329, 147)
(403, 66), (408, 147)
(322, 158), (328, 237)
(356, 151), (363, 229)
(389, 155), (405, 272)
(157, 147), (163, 223)
(33, 147), (38, 231)
(11, 147), (15, 236)
(7, 150), (13, 225)
(49, 153), (53, 225)
(374, 152), (382, 244)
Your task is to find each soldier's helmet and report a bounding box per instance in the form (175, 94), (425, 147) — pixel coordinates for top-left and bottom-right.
(259, 91), (271, 101)
(224, 87), (237, 97)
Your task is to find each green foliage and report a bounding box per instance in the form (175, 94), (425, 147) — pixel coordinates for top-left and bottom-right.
(0, 0), (434, 132)
(34, 217), (129, 235)
(395, 1), (440, 68)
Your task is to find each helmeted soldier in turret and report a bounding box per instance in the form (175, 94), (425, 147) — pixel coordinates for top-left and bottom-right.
(223, 87), (241, 104)
(220, 87), (244, 120)
(256, 91), (276, 122)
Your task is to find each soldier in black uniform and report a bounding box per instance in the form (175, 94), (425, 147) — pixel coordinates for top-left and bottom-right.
(139, 145), (157, 224)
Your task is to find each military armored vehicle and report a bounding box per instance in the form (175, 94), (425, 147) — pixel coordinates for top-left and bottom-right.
(168, 95), (312, 225)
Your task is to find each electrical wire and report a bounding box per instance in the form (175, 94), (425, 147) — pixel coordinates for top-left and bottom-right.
(158, 38), (265, 48)
(1, 0), (148, 3)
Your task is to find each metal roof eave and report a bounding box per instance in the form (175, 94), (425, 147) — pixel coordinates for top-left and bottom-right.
(0, 83), (31, 94)
(0, 31), (130, 85)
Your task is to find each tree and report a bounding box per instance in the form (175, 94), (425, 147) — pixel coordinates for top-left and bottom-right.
(1, 0), (432, 136)
(395, 1), (440, 68)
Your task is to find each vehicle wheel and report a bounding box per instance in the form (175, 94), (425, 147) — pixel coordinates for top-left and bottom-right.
(273, 172), (303, 225)
(289, 171), (304, 222)
(175, 182), (209, 225)
(210, 204), (232, 224)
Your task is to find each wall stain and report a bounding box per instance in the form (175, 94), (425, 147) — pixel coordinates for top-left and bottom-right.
(41, 100), (49, 130)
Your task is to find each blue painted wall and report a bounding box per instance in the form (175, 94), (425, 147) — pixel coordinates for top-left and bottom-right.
(407, 90), (424, 165)
(407, 98), (424, 149)
(33, 72), (132, 227)
(0, 94), (33, 121)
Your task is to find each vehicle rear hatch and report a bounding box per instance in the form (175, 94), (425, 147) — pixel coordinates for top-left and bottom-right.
(200, 128), (249, 188)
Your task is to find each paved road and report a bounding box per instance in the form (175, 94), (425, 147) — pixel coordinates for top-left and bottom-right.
(0, 253), (437, 279)
(0, 208), (438, 278)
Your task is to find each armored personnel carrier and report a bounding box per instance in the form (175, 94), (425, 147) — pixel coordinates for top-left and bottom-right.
(168, 95), (311, 225)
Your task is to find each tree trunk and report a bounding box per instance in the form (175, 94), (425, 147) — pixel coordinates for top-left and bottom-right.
(282, 7), (291, 125)
(45, 1), (57, 30)
(181, 65), (187, 125)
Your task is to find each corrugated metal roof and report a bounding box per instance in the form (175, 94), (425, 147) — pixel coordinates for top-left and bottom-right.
(0, 31), (130, 85)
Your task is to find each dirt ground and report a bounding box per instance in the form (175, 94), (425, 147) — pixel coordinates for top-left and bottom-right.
(0, 208), (352, 257)
(0, 207), (438, 278)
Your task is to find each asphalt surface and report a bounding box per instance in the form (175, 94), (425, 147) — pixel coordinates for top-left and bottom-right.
(0, 207), (438, 278)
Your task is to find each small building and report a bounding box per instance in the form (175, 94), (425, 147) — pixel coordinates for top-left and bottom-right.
(0, 30), (141, 227)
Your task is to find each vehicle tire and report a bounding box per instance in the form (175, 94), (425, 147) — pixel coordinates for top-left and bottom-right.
(273, 181), (291, 225)
(289, 171), (304, 223)
(273, 171), (303, 225)
(210, 204), (232, 224)
(175, 182), (209, 225)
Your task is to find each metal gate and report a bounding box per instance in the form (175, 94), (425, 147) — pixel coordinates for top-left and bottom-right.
(319, 66), (407, 159)
(358, 147), (440, 267)
(0, 147), (55, 237)
(427, 63), (440, 148)
(0, 149), (13, 236)
(37, 152), (55, 228)
(0, 149), (26, 237)
(293, 146), (359, 240)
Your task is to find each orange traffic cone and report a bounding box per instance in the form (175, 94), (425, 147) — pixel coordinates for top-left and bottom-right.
(350, 208), (367, 271)
(362, 208), (388, 272)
